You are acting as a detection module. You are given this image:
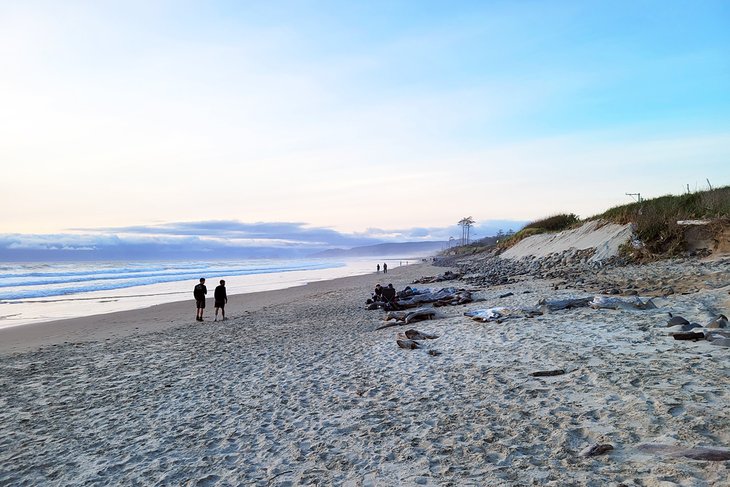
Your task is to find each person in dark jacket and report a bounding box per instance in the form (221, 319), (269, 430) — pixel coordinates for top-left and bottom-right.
(381, 283), (397, 306)
(194, 278), (207, 321)
(214, 279), (228, 321)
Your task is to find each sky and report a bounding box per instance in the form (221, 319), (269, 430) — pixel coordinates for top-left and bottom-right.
(1, 1), (728, 258)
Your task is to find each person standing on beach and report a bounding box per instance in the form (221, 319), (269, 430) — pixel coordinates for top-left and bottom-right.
(376, 264), (380, 273)
(214, 280), (228, 321)
(383, 262), (388, 274)
(194, 278), (207, 321)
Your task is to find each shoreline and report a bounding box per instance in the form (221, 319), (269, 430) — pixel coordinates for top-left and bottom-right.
(0, 262), (437, 354)
(0, 258), (409, 330)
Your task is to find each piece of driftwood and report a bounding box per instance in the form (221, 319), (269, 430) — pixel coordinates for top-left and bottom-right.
(464, 307), (508, 322)
(671, 332), (705, 341)
(705, 314), (728, 329)
(396, 339), (420, 350)
(385, 309), (436, 324)
(531, 369), (566, 377)
(637, 443), (730, 461)
(433, 291), (473, 307)
(590, 296), (657, 310)
(538, 297), (593, 311)
(580, 443), (614, 457)
(667, 313), (690, 327)
(413, 271), (461, 284)
(398, 287), (467, 307)
(377, 308), (436, 330)
(405, 309), (436, 324)
(706, 330), (730, 347)
(464, 306), (542, 323)
(384, 310), (410, 322)
(404, 329), (438, 340)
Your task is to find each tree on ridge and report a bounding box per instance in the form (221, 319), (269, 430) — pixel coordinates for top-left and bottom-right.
(458, 216), (475, 245)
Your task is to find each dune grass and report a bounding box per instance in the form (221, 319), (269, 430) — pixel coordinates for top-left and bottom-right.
(449, 187), (729, 258)
(592, 186), (729, 255)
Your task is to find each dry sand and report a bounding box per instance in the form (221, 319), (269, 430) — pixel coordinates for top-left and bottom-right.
(1, 260), (729, 485)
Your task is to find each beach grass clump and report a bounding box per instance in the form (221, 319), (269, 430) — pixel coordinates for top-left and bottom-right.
(596, 186), (730, 255)
(522, 213), (580, 232)
(497, 214), (579, 249)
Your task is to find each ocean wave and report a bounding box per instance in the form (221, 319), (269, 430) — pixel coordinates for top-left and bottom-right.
(0, 260), (342, 301)
(0, 263), (329, 289)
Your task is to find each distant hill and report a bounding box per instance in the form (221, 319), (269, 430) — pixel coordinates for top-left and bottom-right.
(311, 241), (447, 258)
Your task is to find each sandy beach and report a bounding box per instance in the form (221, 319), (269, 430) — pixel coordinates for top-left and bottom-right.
(1, 255), (729, 485)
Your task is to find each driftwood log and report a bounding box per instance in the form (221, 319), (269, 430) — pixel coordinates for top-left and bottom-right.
(464, 306), (542, 323)
(671, 332), (705, 341)
(396, 330), (438, 341)
(376, 308), (436, 330)
(413, 271), (461, 284)
(531, 369), (566, 377)
(396, 339), (420, 350)
(405, 329), (438, 340)
(580, 444), (614, 457)
(590, 296), (656, 310)
(538, 297), (593, 311)
(637, 443), (730, 461)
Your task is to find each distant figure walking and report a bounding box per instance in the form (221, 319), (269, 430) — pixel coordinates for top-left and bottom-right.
(376, 264), (380, 273)
(194, 278), (207, 321)
(214, 280), (228, 321)
(383, 262), (388, 274)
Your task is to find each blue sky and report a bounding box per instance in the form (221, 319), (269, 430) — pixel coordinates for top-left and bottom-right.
(0, 1), (728, 257)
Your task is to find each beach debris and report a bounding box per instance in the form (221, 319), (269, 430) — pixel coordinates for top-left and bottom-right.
(398, 287), (471, 307)
(705, 330), (730, 347)
(396, 339), (421, 350)
(404, 329), (438, 340)
(464, 306), (542, 323)
(538, 297), (593, 311)
(674, 322), (704, 332)
(384, 308), (436, 324)
(580, 443), (614, 457)
(464, 307), (508, 322)
(667, 313), (690, 327)
(637, 443), (730, 461)
(498, 292), (514, 298)
(376, 309), (437, 330)
(530, 369), (566, 377)
(413, 271), (461, 284)
(589, 295), (656, 310)
(670, 332), (705, 341)
(433, 290), (473, 307)
(395, 329), (439, 352)
(395, 330), (441, 357)
(705, 314), (728, 329)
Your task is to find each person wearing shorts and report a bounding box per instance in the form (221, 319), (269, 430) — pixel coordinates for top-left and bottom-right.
(214, 279), (228, 321)
(194, 278), (207, 321)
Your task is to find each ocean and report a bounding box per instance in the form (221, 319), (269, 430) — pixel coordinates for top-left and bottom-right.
(0, 258), (387, 328)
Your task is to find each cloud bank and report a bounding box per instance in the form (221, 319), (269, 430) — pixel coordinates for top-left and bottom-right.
(0, 219), (527, 261)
